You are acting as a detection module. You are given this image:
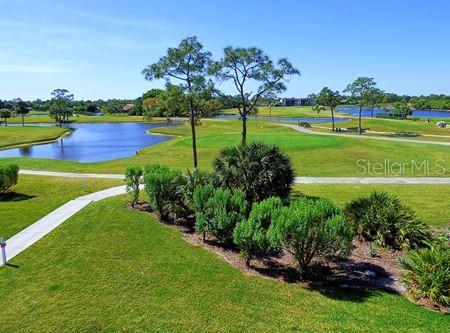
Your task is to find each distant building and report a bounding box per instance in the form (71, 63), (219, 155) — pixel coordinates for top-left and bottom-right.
(121, 103), (135, 112)
(277, 98), (313, 106)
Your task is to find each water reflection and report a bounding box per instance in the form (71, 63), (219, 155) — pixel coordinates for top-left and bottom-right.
(0, 122), (179, 163)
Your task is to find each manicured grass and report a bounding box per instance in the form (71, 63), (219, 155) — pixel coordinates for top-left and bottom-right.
(0, 126), (69, 149)
(0, 175), (122, 238)
(294, 184), (450, 228)
(223, 105), (346, 118)
(314, 117), (450, 135)
(0, 195), (447, 332)
(1, 119), (448, 177)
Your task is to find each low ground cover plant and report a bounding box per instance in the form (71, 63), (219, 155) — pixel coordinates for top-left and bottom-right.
(0, 163), (19, 197)
(345, 191), (431, 249)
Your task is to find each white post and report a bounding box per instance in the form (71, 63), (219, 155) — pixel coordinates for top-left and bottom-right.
(0, 237), (6, 265)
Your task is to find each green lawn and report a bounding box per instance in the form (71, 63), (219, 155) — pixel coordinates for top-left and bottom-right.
(223, 105), (346, 118)
(1, 119), (448, 177)
(295, 184), (450, 228)
(0, 195), (447, 332)
(0, 175), (122, 238)
(0, 126), (69, 149)
(314, 117), (450, 136)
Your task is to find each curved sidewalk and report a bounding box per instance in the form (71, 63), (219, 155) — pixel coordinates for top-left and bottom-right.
(1, 185), (132, 265)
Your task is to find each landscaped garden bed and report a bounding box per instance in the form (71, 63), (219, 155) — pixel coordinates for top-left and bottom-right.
(123, 142), (449, 314)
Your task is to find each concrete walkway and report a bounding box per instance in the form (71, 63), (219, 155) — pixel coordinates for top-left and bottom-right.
(286, 124), (450, 146)
(1, 185), (132, 265)
(20, 169), (450, 184)
(296, 177), (450, 184)
(19, 169), (124, 179)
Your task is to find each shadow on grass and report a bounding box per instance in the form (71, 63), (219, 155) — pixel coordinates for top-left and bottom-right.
(4, 262), (20, 269)
(0, 192), (36, 202)
(252, 256), (399, 303)
(392, 132), (420, 138)
(290, 191), (322, 202)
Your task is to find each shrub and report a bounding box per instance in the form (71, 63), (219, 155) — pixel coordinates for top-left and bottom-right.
(298, 121), (311, 128)
(143, 164), (180, 221)
(400, 243), (450, 305)
(233, 197), (283, 266)
(194, 186), (248, 243)
(345, 191), (431, 249)
(213, 142), (295, 203)
(124, 166), (143, 207)
(268, 197), (354, 277)
(175, 168), (212, 214)
(0, 163), (19, 197)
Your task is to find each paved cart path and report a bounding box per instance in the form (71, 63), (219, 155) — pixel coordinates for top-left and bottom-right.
(285, 124), (450, 146)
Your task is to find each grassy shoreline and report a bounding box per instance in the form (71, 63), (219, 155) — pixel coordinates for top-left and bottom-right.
(1, 119), (449, 177)
(0, 126), (71, 150)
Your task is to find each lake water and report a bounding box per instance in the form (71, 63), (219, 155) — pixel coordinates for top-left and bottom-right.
(0, 123), (178, 163)
(337, 107), (450, 118)
(215, 114), (349, 124)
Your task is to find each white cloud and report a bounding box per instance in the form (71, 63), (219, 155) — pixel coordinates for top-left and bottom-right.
(0, 65), (66, 73)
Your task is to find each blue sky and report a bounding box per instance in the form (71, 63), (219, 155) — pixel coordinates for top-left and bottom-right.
(1, 0), (449, 100)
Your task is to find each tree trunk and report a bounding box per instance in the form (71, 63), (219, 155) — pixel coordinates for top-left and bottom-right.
(4, 117), (7, 126)
(188, 97), (198, 168)
(358, 106), (362, 135)
(241, 113), (247, 145)
(331, 107), (335, 132)
(21, 113), (24, 126)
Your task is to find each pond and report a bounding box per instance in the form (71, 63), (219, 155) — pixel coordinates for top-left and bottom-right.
(215, 114), (349, 124)
(0, 122), (178, 163)
(337, 107), (450, 118)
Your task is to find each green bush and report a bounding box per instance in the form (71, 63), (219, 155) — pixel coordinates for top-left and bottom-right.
(268, 197), (354, 277)
(345, 191), (431, 249)
(233, 197), (283, 266)
(0, 163), (19, 197)
(400, 243), (450, 305)
(174, 168), (212, 217)
(124, 166), (143, 207)
(193, 186), (248, 243)
(298, 121), (311, 128)
(143, 164), (180, 221)
(213, 142), (295, 203)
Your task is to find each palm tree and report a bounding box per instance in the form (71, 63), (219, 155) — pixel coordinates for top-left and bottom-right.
(13, 99), (29, 126)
